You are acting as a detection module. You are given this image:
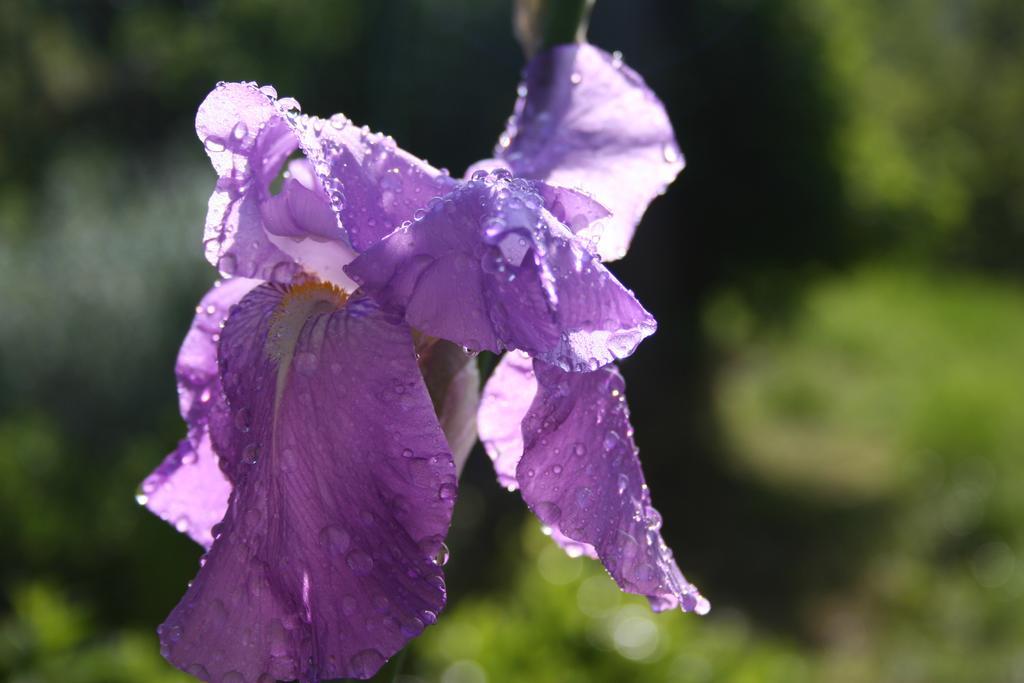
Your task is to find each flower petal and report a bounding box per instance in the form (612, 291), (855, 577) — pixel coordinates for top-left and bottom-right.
(477, 351), (536, 489)
(516, 360), (708, 614)
(174, 278), (260, 431)
(477, 351), (598, 559)
(197, 84), (313, 282)
(199, 82), (449, 285)
(322, 135), (457, 252)
(159, 284), (456, 682)
(141, 278), (258, 546)
(345, 173), (656, 371)
(498, 44), (684, 261)
(140, 434), (230, 549)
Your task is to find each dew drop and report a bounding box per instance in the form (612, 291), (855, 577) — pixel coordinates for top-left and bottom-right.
(694, 596), (712, 615)
(294, 351), (319, 376)
(319, 525), (351, 555)
(570, 72), (583, 85)
(602, 431), (621, 452)
(662, 143), (681, 164)
(231, 122), (248, 141)
(535, 501), (562, 522)
(204, 137), (225, 153)
(400, 616), (425, 637)
(218, 253), (237, 276)
(346, 549), (374, 575)
(572, 442), (587, 457)
(438, 482), (457, 501)
(349, 649), (386, 678)
(433, 542), (450, 567)
(234, 408), (252, 433)
(342, 595), (358, 616)
(242, 443), (260, 465)
(186, 664), (210, 678)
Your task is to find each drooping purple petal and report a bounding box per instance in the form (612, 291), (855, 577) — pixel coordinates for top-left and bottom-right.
(141, 278), (257, 546)
(345, 172), (656, 371)
(477, 351), (536, 489)
(159, 283), (456, 682)
(516, 360), (708, 614)
(498, 44), (684, 261)
(477, 351), (597, 559)
(174, 278), (260, 430)
(140, 434), (230, 549)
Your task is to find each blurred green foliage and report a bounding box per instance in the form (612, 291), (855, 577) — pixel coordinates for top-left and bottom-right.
(0, 1), (1022, 682)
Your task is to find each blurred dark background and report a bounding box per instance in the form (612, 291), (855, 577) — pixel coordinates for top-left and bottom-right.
(2, 1), (1023, 681)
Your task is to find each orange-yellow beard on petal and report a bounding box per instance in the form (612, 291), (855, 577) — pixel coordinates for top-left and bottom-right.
(266, 279), (349, 365)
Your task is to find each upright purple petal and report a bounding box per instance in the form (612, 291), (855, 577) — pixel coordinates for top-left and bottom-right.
(141, 278), (257, 546)
(198, 82), (448, 285)
(159, 283), (456, 682)
(319, 131), (457, 252)
(516, 360), (708, 614)
(345, 172), (656, 371)
(197, 83), (314, 282)
(498, 44), (684, 261)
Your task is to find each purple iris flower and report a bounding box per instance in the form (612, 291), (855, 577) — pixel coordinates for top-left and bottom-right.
(141, 43), (704, 683)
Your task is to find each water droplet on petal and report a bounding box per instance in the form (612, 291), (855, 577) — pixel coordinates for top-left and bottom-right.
(342, 595), (358, 616)
(438, 482), (457, 501)
(319, 525), (351, 555)
(204, 137), (225, 153)
(346, 549), (374, 575)
(186, 664), (210, 678)
(401, 616), (425, 637)
(294, 351), (319, 375)
(662, 143), (681, 164)
(536, 501), (562, 522)
(231, 122), (248, 141)
(433, 542), (450, 566)
(242, 443), (259, 465)
(349, 649), (386, 678)
(570, 72), (582, 85)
